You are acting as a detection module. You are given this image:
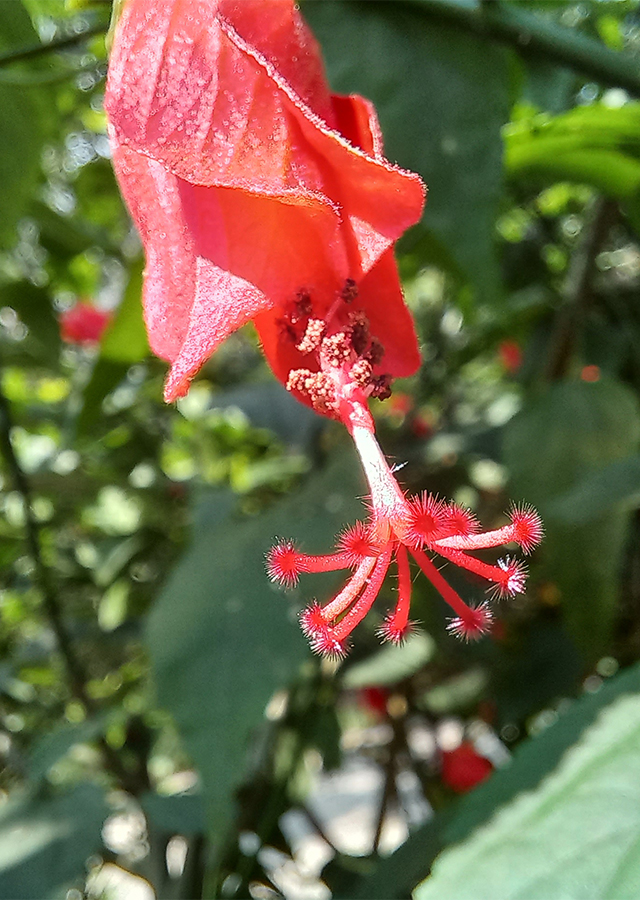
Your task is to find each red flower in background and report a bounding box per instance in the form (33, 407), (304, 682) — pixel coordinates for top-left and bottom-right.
(105, 0), (424, 405)
(441, 742), (493, 793)
(498, 339), (523, 374)
(59, 302), (112, 345)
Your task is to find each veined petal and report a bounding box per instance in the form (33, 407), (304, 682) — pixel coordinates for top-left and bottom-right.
(106, 0), (425, 280)
(110, 141), (195, 362)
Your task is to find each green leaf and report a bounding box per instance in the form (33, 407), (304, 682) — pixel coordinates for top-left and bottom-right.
(0, 281), (60, 366)
(415, 690), (640, 900)
(506, 104), (640, 199)
(343, 632), (435, 690)
(141, 792), (206, 837)
(303, 0), (510, 298)
(146, 451), (367, 848)
(550, 454), (640, 522)
(0, 784), (107, 899)
(76, 262), (149, 433)
(0, 5), (54, 247)
(329, 662), (640, 900)
(99, 262), (149, 364)
(503, 379), (640, 661)
(27, 720), (105, 784)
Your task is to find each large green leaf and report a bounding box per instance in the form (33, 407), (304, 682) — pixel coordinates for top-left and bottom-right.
(415, 689), (640, 900)
(146, 451), (367, 847)
(503, 379), (640, 660)
(506, 103), (640, 199)
(0, 5), (54, 247)
(0, 784), (108, 900)
(550, 454), (640, 522)
(303, 0), (510, 298)
(326, 662), (640, 900)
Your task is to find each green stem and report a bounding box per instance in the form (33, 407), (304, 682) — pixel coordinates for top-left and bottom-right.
(545, 198), (618, 381)
(0, 23), (107, 69)
(406, 0), (640, 97)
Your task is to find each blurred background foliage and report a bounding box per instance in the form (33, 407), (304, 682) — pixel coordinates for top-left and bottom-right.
(1, 1), (640, 898)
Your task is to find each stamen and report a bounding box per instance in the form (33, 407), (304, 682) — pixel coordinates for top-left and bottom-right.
(296, 318), (326, 354)
(320, 331), (352, 367)
(340, 278), (358, 302)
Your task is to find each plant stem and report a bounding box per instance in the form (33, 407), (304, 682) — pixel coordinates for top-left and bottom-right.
(0, 377), (88, 699)
(0, 23), (107, 69)
(545, 198), (618, 381)
(406, 0), (640, 97)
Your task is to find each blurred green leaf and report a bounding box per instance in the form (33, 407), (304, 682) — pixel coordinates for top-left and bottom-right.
(343, 632), (435, 690)
(100, 262), (148, 364)
(304, 0), (509, 298)
(550, 454), (640, 522)
(141, 792), (206, 837)
(506, 104), (640, 200)
(27, 720), (105, 783)
(0, 784), (107, 900)
(0, 5), (54, 247)
(416, 690), (640, 900)
(76, 262), (148, 433)
(146, 451), (367, 848)
(0, 282), (60, 366)
(504, 379), (640, 661)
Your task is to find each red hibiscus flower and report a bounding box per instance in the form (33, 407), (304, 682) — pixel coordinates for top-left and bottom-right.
(105, 0), (425, 405)
(107, 0), (542, 655)
(59, 302), (112, 345)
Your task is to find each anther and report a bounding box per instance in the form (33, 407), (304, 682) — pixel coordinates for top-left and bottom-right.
(369, 374), (393, 400)
(320, 331), (353, 367)
(296, 318), (326, 354)
(341, 278), (358, 303)
(351, 358), (373, 388)
(286, 368), (315, 394)
(292, 289), (312, 322)
(349, 311), (370, 356)
(366, 339), (385, 366)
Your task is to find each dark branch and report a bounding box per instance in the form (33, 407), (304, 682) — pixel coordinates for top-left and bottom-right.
(406, 0), (640, 98)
